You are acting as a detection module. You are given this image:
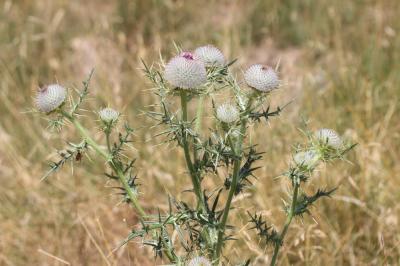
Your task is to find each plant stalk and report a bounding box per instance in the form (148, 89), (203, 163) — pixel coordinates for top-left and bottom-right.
(270, 182), (300, 266)
(61, 110), (146, 218)
(193, 95), (204, 160)
(105, 129), (112, 152)
(214, 120), (247, 263)
(214, 96), (255, 263)
(180, 91), (205, 210)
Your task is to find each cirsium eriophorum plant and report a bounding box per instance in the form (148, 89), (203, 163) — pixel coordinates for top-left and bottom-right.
(36, 45), (355, 266)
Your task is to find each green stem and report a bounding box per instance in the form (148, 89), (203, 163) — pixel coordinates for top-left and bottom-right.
(61, 110), (146, 218)
(113, 164), (146, 217)
(214, 95), (256, 263)
(105, 129), (112, 152)
(214, 155), (240, 259)
(195, 95), (204, 132)
(180, 91), (205, 209)
(62, 111), (108, 159)
(160, 236), (176, 262)
(270, 182), (300, 266)
(193, 95), (204, 160)
(214, 121), (247, 263)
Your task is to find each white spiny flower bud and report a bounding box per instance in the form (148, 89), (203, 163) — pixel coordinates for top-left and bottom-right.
(35, 84), (66, 113)
(164, 52), (207, 89)
(194, 45), (225, 67)
(188, 256), (212, 266)
(315, 129), (342, 149)
(216, 103), (239, 123)
(294, 150), (320, 169)
(230, 128), (241, 139)
(99, 107), (119, 123)
(244, 64), (279, 92)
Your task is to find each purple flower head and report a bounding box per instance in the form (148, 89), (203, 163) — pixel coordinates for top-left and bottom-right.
(164, 52), (207, 89)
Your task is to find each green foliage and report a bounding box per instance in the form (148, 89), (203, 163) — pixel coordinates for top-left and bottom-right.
(248, 211), (280, 247)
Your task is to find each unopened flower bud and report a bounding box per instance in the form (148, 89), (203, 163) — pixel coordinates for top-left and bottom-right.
(244, 64), (279, 92)
(35, 84), (66, 113)
(294, 150), (320, 169)
(164, 52), (207, 89)
(230, 128), (241, 139)
(188, 256), (212, 266)
(216, 103), (239, 124)
(315, 129), (342, 149)
(194, 45), (225, 67)
(99, 107), (119, 123)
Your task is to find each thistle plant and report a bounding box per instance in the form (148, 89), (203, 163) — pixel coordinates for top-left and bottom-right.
(36, 72), (145, 218)
(36, 45), (355, 265)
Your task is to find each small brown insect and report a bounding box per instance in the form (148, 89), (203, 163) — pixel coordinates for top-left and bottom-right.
(75, 151), (82, 162)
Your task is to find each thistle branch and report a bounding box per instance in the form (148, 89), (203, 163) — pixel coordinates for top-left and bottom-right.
(214, 110), (249, 262)
(180, 90), (205, 210)
(60, 110), (146, 218)
(270, 182), (300, 266)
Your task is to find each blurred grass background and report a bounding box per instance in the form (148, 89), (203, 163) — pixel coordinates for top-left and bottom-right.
(1, 0), (399, 265)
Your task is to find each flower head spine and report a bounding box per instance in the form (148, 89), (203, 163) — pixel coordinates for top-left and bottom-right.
(35, 84), (67, 113)
(194, 45), (225, 67)
(244, 64), (279, 92)
(164, 52), (207, 89)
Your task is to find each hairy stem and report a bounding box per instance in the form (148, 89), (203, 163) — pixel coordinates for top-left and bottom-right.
(214, 95), (256, 263)
(270, 182), (300, 266)
(195, 95), (204, 132)
(180, 91), (205, 210)
(61, 110), (146, 218)
(193, 95), (204, 160)
(214, 120), (247, 263)
(105, 130), (112, 152)
(160, 236), (176, 262)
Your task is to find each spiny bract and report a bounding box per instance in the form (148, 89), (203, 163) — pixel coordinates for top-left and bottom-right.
(187, 256), (212, 266)
(164, 52), (207, 89)
(294, 150), (320, 169)
(99, 107), (119, 123)
(194, 45), (225, 67)
(315, 129), (342, 149)
(216, 103), (239, 124)
(244, 64), (279, 92)
(35, 84), (67, 113)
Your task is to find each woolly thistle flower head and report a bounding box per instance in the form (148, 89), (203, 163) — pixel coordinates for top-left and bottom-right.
(194, 45), (225, 67)
(187, 256), (212, 266)
(164, 52), (207, 89)
(244, 64), (279, 92)
(216, 103), (239, 124)
(294, 150), (320, 169)
(315, 129), (342, 149)
(99, 107), (119, 123)
(35, 84), (66, 113)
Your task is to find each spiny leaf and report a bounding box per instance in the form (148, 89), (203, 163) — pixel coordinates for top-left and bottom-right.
(294, 187), (338, 216)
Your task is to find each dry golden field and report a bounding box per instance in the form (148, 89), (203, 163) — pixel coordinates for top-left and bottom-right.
(1, 0), (399, 265)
